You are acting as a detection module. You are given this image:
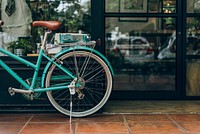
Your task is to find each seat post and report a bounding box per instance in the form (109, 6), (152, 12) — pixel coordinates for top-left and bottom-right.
(41, 30), (51, 50)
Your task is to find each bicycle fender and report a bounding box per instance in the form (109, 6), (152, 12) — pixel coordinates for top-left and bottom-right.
(41, 46), (114, 88)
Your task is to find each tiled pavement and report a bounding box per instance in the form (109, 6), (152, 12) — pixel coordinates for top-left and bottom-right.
(0, 101), (200, 134)
(1, 113), (200, 134)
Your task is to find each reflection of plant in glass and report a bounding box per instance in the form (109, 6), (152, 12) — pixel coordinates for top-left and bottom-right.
(29, 0), (90, 33)
(163, 17), (176, 30)
(55, 1), (90, 33)
(28, 0), (91, 46)
(187, 17), (200, 30)
(124, 0), (143, 10)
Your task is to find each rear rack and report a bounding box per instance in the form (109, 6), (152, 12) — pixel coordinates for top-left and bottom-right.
(46, 41), (96, 54)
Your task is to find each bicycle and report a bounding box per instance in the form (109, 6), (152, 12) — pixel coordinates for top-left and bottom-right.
(0, 20), (114, 119)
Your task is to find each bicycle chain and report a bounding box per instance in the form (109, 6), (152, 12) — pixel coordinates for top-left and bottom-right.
(34, 96), (72, 101)
(35, 97), (47, 101)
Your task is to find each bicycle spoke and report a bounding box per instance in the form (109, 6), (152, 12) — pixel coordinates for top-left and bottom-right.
(80, 52), (92, 78)
(46, 50), (112, 117)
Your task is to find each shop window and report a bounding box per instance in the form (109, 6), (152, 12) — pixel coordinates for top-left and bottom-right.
(105, 17), (176, 91)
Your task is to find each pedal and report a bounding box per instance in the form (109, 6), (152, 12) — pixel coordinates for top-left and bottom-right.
(30, 94), (34, 100)
(8, 87), (33, 96)
(8, 87), (15, 96)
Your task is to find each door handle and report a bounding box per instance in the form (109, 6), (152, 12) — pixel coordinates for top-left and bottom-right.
(96, 38), (101, 45)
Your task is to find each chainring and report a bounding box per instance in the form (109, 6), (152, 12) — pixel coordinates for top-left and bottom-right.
(21, 78), (42, 100)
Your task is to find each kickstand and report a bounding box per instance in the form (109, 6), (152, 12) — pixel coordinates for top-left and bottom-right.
(70, 94), (73, 123)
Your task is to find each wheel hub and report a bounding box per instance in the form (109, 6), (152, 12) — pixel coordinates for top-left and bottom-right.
(75, 77), (85, 99)
(77, 77), (85, 90)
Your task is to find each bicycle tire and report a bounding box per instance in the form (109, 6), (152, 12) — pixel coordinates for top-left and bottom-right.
(45, 50), (113, 117)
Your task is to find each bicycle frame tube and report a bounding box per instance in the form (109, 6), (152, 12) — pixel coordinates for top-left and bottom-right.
(0, 48), (36, 89)
(0, 47), (76, 92)
(42, 53), (75, 79)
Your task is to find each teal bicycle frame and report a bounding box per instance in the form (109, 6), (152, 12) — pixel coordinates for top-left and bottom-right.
(0, 47), (76, 92)
(0, 31), (76, 93)
(0, 34), (114, 95)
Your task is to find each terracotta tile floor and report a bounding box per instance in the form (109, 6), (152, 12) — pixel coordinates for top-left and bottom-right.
(0, 101), (200, 134)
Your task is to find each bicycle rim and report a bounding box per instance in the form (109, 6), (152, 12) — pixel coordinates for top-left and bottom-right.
(45, 50), (113, 117)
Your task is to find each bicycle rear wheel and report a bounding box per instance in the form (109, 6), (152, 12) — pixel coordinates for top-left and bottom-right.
(45, 50), (113, 117)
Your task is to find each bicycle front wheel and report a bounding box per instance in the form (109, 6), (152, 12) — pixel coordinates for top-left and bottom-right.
(45, 50), (113, 117)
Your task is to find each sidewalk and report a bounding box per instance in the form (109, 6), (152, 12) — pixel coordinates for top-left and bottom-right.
(0, 101), (200, 134)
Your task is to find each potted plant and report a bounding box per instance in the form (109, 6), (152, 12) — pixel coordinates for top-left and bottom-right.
(7, 38), (33, 56)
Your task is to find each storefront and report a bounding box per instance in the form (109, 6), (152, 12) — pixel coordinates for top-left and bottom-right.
(0, 0), (200, 110)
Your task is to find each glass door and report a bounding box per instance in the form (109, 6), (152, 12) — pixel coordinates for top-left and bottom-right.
(104, 0), (182, 99)
(186, 0), (200, 97)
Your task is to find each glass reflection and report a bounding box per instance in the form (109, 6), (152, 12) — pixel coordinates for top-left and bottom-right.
(187, 0), (200, 13)
(162, 0), (176, 13)
(187, 17), (200, 55)
(186, 17), (200, 96)
(186, 60), (200, 96)
(106, 17), (176, 91)
(105, 0), (177, 13)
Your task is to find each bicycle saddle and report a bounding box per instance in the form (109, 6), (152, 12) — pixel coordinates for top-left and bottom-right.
(32, 21), (61, 31)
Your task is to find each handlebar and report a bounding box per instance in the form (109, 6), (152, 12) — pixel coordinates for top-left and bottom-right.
(0, 20), (4, 26)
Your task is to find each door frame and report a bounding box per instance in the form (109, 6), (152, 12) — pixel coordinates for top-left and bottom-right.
(91, 0), (105, 54)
